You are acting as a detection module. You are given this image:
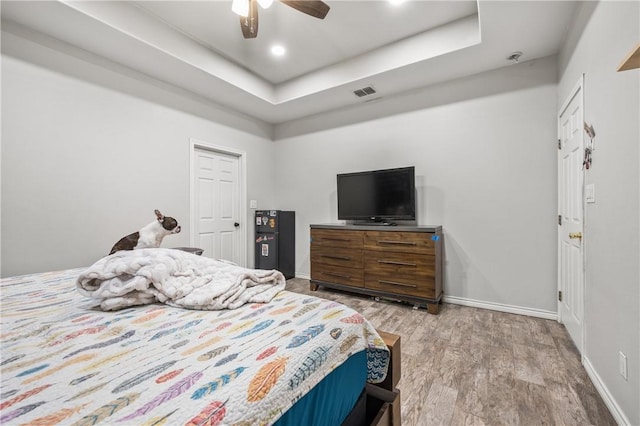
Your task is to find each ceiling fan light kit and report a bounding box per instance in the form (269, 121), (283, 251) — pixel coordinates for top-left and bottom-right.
(232, 0), (250, 17)
(257, 0), (274, 9)
(240, 0), (259, 38)
(233, 0), (330, 38)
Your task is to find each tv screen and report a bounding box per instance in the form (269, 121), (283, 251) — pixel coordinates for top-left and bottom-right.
(337, 166), (415, 222)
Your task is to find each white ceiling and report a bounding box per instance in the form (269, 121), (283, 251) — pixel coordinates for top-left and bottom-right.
(1, 1), (579, 128)
(133, 0), (479, 84)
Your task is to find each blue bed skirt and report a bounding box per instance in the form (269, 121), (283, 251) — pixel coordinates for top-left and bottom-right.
(274, 350), (367, 426)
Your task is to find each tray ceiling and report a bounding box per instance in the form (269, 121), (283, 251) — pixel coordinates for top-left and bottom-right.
(1, 1), (579, 128)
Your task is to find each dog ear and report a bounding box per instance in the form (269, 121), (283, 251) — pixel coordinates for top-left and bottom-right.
(155, 209), (164, 221)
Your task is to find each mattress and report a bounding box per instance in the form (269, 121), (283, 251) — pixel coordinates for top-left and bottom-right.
(0, 267), (389, 425)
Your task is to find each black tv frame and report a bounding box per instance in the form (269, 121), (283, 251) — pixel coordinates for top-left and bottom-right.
(336, 166), (416, 225)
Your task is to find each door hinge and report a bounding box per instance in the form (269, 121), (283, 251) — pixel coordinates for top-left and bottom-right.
(558, 139), (561, 149)
(558, 291), (563, 302)
(558, 215), (562, 226)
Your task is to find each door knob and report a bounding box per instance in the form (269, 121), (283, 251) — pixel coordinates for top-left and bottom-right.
(569, 232), (582, 239)
(234, 222), (240, 227)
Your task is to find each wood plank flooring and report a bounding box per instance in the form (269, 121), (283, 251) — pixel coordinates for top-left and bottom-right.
(286, 278), (616, 426)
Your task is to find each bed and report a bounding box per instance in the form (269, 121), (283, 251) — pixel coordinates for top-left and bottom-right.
(0, 249), (391, 425)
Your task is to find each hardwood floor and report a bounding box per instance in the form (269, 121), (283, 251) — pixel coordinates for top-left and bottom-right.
(286, 278), (616, 426)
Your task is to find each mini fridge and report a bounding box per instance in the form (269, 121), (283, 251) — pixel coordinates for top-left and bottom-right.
(255, 210), (295, 279)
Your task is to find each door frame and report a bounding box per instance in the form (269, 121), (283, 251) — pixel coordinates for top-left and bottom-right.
(557, 75), (585, 356)
(189, 138), (247, 267)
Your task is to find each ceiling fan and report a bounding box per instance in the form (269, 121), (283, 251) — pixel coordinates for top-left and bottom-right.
(232, 0), (330, 39)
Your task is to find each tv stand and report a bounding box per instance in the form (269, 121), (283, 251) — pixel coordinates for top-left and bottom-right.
(310, 224), (443, 314)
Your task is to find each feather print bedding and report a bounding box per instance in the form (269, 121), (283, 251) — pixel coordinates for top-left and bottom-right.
(0, 268), (389, 425)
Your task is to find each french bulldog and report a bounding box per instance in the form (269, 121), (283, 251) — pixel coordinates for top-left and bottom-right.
(109, 209), (181, 255)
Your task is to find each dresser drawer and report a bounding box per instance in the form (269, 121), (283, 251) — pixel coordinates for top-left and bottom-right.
(364, 251), (435, 277)
(312, 246), (363, 268)
(365, 271), (435, 298)
(311, 263), (364, 288)
(365, 250), (435, 298)
(364, 231), (435, 255)
(311, 229), (364, 249)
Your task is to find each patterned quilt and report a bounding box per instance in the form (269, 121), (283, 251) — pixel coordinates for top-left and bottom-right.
(0, 268), (389, 425)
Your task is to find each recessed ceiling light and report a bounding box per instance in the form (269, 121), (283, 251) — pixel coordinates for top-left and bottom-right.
(271, 45), (286, 57)
(388, 0), (406, 5)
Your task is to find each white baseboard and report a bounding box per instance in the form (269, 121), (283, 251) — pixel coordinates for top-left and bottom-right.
(292, 276), (557, 320)
(443, 295), (557, 320)
(583, 356), (630, 425)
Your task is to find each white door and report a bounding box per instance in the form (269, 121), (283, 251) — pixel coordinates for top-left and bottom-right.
(193, 147), (242, 265)
(557, 77), (584, 353)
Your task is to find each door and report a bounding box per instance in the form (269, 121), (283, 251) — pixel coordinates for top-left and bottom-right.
(193, 147), (242, 265)
(558, 77), (584, 353)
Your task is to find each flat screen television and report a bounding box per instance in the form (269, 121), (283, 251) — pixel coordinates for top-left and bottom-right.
(337, 166), (416, 223)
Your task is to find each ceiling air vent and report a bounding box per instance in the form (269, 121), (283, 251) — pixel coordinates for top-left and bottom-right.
(353, 86), (376, 98)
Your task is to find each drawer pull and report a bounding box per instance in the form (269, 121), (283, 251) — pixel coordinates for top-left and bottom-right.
(321, 255), (351, 261)
(378, 260), (417, 267)
(377, 240), (417, 246)
(378, 280), (417, 288)
(323, 237), (351, 242)
(325, 272), (350, 279)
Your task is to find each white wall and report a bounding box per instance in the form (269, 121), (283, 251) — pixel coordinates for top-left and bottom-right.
(275, 56), (559, 315)
(1, 30), (277, 277)
(558, 2), (639, 424)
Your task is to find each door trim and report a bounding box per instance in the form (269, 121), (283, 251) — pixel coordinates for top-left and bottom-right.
(557, 74), (585, 356)
(189, 138), (247, 267)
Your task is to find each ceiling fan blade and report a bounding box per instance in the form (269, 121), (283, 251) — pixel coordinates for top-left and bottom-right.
(279, 1), (330, 19)
(240, 0), (259, 39)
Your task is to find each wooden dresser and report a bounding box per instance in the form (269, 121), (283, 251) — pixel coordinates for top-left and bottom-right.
(310, 224), (443, 314)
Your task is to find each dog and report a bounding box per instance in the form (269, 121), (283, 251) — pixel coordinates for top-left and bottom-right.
(109, 209), (181, 255)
